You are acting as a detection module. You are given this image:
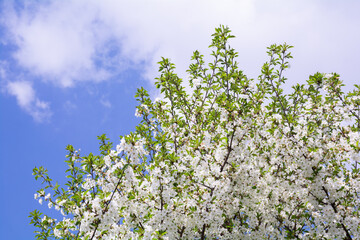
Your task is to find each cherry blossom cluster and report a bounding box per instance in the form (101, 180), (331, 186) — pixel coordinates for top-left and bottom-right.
(30, 26), (360, 239)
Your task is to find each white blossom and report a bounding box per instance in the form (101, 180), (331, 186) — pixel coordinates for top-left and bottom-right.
(193, 78), (201, 87)
(30, 26), (360, 240)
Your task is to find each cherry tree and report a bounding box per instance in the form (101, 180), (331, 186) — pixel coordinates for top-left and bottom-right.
(30, 26), (360, 239)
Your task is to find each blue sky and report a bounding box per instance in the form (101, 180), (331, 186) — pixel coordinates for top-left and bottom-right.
(0, 0), (359, 239)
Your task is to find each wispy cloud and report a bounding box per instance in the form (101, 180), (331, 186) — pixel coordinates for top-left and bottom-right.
(3, 0), (359, 85)
(1, 0), (359, 120)
(100, 98), (111, 108)
(63, 100), (77, 114)
(6, 81), (51, 122)
(2, 1), (115, 87)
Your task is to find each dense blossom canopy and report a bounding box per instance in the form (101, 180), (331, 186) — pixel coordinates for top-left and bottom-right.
(31, 26), (360, 239)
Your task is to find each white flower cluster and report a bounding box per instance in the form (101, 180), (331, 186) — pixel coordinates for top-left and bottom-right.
(39, 85), (360, 239)
(192, 78), (201, 87)
(31, 28), (360, 239)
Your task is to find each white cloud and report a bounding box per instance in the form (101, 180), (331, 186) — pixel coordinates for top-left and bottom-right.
(3, 1), (116, 87)
(3, 1), (359, 88)
(1, 0), (360, 115)
(6, 81), (51, 122)
(7, 81), (34, 107)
